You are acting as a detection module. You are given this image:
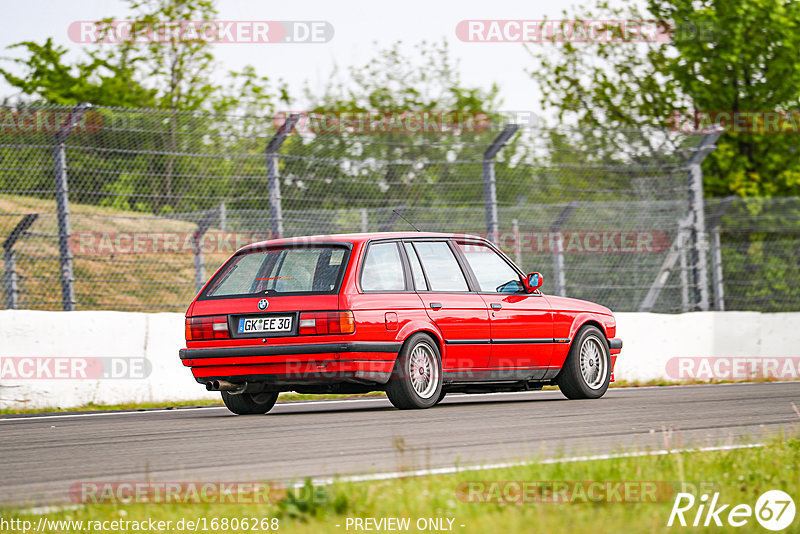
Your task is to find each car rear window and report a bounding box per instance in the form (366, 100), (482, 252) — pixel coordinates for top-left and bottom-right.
(203, 245), (349, 297)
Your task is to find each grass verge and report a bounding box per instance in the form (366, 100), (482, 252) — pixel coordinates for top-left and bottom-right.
(0, 392), (387, 415)
(5, 433), (798, 533)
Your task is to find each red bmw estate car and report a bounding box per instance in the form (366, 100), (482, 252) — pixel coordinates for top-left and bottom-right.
(180, 232), (622, 414)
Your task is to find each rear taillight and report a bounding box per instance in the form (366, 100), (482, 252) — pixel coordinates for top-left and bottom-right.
(298, 311), (355, 335)
(185, 316), (229, 341)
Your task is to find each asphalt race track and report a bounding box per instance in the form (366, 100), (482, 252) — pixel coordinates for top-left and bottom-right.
(2, 382), (799, 506)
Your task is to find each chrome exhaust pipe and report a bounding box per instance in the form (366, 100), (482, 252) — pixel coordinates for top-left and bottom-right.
(205, 380), (247, 393)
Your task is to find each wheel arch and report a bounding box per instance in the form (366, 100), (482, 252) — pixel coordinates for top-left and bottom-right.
(568, 314), (609, 343)
(400, 328), (443, 356)
(395, 321), (444, 358)
(555, 318), (612, 398)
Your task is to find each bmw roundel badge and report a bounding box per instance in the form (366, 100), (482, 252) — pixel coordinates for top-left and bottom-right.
(257, 299), (269, 310)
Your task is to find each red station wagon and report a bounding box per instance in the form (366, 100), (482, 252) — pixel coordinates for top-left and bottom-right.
(180, 233), (622, 414)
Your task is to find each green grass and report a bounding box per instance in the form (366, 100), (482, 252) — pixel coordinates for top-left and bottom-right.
(5, 432), (799, 533)
(0, 392), (387, 415)
(0, 193), (229, 312)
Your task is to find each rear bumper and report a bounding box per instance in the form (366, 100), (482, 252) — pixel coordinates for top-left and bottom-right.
(179, 342), (401, 360)
(180, 341), (401, 386)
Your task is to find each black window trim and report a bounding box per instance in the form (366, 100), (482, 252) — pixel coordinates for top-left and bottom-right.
(401, 241), (430, 291)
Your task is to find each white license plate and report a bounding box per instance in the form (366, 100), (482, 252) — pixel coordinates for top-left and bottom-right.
(237, 316), (293, 334)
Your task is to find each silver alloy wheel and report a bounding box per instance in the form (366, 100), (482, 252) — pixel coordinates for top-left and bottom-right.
(579, 335), (607, 390)
(408, 343), (438, 399)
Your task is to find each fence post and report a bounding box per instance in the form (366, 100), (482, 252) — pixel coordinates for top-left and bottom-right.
(708, 196), (734, 311)
(265, 114), (300, 239)
(550, 201), (579, 297)
(679, 242), (690, 312)
(511, 218), (522, 266)
(639, 216), (692, 312)
(686, 132), (721, 311)
(483, 125), (518, 244)
(2, 214), (38, 309)
(219, 201), (227, 231)
(192, 209), (220, 293)
(53, 103), (91, 311)
(360, 208), (369, 233)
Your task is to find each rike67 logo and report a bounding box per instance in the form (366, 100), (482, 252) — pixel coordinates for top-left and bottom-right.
(668, 490), (795, 531)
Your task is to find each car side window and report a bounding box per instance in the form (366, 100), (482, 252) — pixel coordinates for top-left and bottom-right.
(457, 242), (523, 293)
(361, 242), (406, 291)
(412, 241), (469, 292)
(404, 242), (428, 291)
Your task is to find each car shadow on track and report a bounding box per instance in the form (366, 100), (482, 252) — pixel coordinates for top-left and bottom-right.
(193, 393), (573, 417)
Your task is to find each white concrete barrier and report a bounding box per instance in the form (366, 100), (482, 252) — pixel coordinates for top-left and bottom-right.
(0, 310), (215, 410)
(1, 310), (799, 409)
(614, 312), (800, 382)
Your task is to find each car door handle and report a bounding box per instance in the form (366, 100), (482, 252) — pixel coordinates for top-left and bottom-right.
(430, 302), (443, 310)
(491, 303), (502, 310)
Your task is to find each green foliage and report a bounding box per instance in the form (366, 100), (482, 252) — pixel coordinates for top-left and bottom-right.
(0, 0), (282, 115)
(0, 38), (157, 107)
(90, 0), (218, 112)
(282, 40), (516, 220)
(307, 40), (499, 114)
(4, 433), (798, 533)
(528, 0), (800, 198)
(277, 480), (350, 522)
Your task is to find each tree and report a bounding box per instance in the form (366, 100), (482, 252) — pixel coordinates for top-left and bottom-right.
(274, 40), (511, 232)
(0, 0), (288, 212)
(104, 0), (217, 112)
(0, 38), (156, 107)
(527, 0), (800, 197)
(0, 0), (284, 114)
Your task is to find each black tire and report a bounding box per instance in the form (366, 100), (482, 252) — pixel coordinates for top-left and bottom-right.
(221, 391), (279, 415)
(434, 390), (447, 405)
(386, 333), (443, 410)
(556, 325), (611, 399)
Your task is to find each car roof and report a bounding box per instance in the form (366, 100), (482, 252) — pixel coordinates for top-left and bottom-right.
(239, 232), (485, 252)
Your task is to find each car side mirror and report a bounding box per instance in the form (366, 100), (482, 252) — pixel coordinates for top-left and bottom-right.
(525, 272), (543, 292)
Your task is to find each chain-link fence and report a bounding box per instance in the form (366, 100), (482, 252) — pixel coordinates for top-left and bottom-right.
(1, 104), (798, 313)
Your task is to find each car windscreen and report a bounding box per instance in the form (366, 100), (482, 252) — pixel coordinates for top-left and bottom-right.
(202, 245), (349, 298)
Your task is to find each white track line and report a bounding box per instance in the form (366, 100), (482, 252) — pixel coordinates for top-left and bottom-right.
(17, 442), (766, 515)
(0, 405), (229, 422)
(302, 442), (766, 487)
(3, 380), (798, 422)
